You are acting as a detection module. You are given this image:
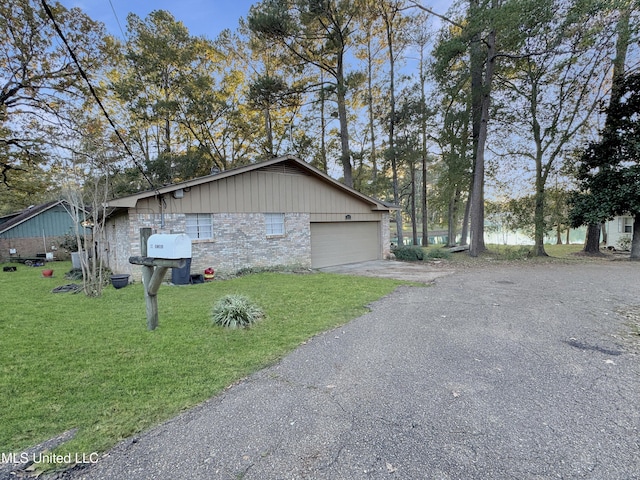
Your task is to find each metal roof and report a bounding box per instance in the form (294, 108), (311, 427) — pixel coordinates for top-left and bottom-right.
(0, 200), (65, 235)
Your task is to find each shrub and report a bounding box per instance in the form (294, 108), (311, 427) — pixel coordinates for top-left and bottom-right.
(392, 245), (425, 261)
(617, 235), (631, 251)
(233, 264), (310, 277)
(58, 233), (84, 253)
(212, 294), (265, 329)
(425, 248), (452, 260)
(234, 265), (284, 276)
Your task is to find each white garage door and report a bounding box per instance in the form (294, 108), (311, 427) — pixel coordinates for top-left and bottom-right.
(310, 222), (380, 268)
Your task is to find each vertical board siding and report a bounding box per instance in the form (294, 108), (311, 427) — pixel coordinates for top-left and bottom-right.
(259, 172), (268, 210)
(0, 206), (75, 239)
(218, 178), (228, 212)
(285, 175), (294, 212)
(265, 174), (274, 212)
(201, 184), (209, 211)
(226, 177), (235, 212)
(134, 168), (377, 216)
(243, 174), (252, 208)
(249, 172), (258, 211)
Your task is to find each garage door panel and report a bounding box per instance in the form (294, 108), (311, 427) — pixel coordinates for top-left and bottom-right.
(311, 222), (379, 268)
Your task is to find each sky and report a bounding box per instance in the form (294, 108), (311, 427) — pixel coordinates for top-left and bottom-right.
(57, 0), (258, 39)
(57, 0), (453, 40)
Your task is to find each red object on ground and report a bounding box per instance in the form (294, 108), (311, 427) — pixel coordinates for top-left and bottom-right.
(204, 267), (215, 281)
(42, 269), (54, 277)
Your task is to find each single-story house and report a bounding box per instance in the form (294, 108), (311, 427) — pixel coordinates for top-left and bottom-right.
(102, 155), (393, 279)
(0, 210), (22, 227)
(0, 200), (80, 262)
(604, 215), (635, 250)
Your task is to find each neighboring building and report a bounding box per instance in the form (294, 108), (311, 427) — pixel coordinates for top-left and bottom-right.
(0, 200), (78, 262)
(102, 155), (393, 279)
(605, 215), (634, 250)
(0, 211), (22, 227)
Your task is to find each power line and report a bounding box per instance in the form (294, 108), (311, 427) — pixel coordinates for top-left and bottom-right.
(107, 0), (126, 38)
(39, 0), (157, 193)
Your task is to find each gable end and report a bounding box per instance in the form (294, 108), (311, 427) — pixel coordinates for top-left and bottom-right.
(257, 160), (312, 177)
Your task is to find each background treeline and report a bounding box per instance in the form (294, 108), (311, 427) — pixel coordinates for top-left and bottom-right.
(1, 0), (638, 256)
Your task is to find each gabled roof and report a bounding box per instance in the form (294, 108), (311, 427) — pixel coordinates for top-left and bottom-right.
(106, 155), (393, 211)
(0, 200), (67, 235)
(0, 212), (20, 226)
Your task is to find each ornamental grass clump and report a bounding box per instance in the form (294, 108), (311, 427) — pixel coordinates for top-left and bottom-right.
(212, 294), (265, 329)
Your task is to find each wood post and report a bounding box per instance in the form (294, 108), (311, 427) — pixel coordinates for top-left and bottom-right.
(142, 265), (156, 330)
(140, 228), (156, 330)
(131, 228), (186, 331)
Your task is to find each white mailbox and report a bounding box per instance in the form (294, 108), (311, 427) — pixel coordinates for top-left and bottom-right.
(147, 234), (192, 259)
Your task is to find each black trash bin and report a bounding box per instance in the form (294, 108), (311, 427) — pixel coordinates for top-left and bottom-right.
(171, 258), (192, 285)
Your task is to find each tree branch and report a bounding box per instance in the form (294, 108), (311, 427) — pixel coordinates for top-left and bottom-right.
(406, 1), (463, 29)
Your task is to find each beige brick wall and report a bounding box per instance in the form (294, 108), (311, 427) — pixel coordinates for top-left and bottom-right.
(0, 235), (71, 262)
(106, 211), (312, 281)
(191, 212), (311, 276)
(381, 212), (391, 259)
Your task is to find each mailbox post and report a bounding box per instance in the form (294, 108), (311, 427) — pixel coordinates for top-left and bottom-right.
(129, 230), (192, 330)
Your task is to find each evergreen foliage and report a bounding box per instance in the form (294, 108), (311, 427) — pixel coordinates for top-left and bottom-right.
(569, 72), (640, 258)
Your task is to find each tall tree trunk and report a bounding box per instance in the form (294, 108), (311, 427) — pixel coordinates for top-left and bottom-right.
(529, 55), (549, 257)
(469, 25), (496, 257)
(420, 45), (429, 247)
(411, 159), (418, 246)
(460, 183), (471, 246)
(422, 156), (429, 246)
(391, 157), (403, 246)
(319, 70), (328, 173)
(366, 33), (378, 181)
(336, 60), (352, 187)
(583, 224), (601, 253)
(533, 156), (548, 256)
(583, 223), (601, 254)
(384, 8), (402, 246)
(608, 7), (631, 122)
(265, 108), (274, 157)
(469, 9), (483, 175)
(448, 189), (460, 247)
(631, 216), (640, 260)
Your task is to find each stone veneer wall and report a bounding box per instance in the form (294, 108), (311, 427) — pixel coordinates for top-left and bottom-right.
(111, 211), (312, 281)
(380, 212), (391, 259)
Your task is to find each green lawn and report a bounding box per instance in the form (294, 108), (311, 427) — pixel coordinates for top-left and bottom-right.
(0, 261), (406, 461)
(423, 243), (593, 264)
(483, 243), (586, 259)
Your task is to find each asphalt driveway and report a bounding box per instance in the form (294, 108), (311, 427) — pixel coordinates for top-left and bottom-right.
(60, 261), (639, 479)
